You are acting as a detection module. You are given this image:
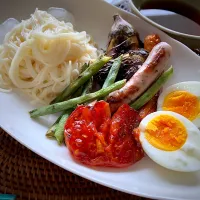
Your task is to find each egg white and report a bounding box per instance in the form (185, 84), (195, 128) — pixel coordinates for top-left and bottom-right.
(157, 81), (200, 127)
(139, 111), (200, 172)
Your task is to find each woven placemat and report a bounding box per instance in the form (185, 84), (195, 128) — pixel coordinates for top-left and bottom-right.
(0, 128), (150, 200)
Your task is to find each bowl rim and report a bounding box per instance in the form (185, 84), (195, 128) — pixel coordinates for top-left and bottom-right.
(128, 0), (200, 39)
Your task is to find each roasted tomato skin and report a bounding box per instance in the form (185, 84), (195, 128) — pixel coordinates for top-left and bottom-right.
(65, 101), (111, 166)
(108, 104), (143, 167)
(144, 34), (161, 52)
(65, 101), (144, 167)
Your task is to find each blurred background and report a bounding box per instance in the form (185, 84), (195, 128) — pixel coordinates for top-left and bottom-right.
(105, 0), (200, 36)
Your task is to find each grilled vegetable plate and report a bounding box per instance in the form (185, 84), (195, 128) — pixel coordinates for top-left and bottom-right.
(1, 0), (200, 200)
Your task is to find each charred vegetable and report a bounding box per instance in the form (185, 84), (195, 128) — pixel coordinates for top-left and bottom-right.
(102, 55), (122, 89)
(107, 42), (172, 113)
(51, 56), (111, 104)
(106, 14), (140, 57)
(117, 49), (149, 80)
(30, 80), (126, 118)
(94, 49), (149, 87)
(93, 14), (148, 88)
(144, 34), (161, 52)
(131, 66), (173, 110)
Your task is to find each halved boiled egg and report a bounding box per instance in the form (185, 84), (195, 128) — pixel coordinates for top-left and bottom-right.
(139, 111), (200, 172)
(157, 81), (200, 127)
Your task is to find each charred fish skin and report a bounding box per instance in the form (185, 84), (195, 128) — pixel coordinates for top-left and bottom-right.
(107, 42), (172, 112)
(106, 14), (140, 57)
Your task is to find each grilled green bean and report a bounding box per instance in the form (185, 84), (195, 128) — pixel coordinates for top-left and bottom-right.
(131, 66), (173, 110)
(102, 55), (122, 89)
(50, 56), (111, 104)
(30, 80), (126, 118)
(54, 109), (73, 145)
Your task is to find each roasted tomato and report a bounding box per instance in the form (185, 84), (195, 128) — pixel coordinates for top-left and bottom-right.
(107, 104), (143, 167)
(144, 34), (161, 52)
(64, 101), (144, 167)
(64, 101), (111, 166)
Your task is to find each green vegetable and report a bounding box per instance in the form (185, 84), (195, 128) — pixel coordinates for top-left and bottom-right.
(46, 124), (57, 138)
(102, 55), (122, 89)
(54, 109), (73, 145)
(71, 86), (84, 98)
(50, 56), (111, 104)
(46, 83), (85, 138)
(82, 77), (93, 95)
(46, 113), (64, 138)
(81, 62), (90, 72)
(30, 80), (126, 118)
(131, 66), (173, 110)
(48, 77), (93, 144)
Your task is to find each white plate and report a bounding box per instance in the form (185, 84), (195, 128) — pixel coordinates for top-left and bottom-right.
(1, 0), (200, 199)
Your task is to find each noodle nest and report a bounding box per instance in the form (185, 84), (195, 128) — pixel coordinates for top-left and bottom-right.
(0, 9), (98, 104)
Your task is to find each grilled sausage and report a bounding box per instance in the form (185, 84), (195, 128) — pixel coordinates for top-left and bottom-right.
(107, 42), (172, 112)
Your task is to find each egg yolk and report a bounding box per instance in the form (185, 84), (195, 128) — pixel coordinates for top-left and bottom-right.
(145, 115), (187, 151)
(162, 91), (200, 121)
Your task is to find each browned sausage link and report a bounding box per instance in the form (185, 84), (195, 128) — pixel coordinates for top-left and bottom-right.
(107, 42), (172, 112)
